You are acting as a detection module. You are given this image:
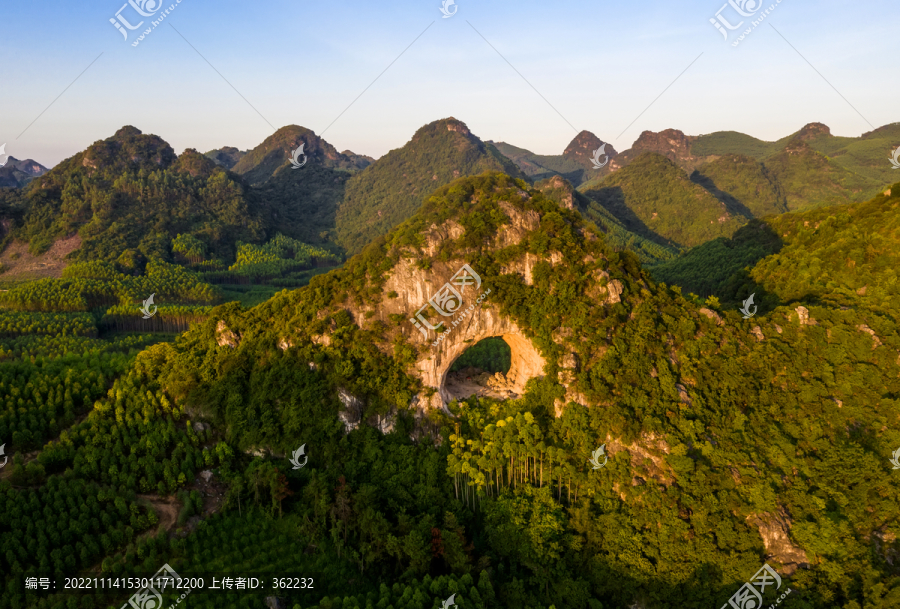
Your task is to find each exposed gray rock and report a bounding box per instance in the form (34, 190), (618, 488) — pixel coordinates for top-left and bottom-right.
(337, 388), (363, 432)
(265, 597), (286, 609)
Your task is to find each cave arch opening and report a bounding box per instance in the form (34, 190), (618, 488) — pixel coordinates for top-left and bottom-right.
(441, 334), (542, 402)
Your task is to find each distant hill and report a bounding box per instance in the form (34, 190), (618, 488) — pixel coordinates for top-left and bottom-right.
(334, 117), (526, 255)
(489, 130), (617, 187)
(203, 146), (247, 169)
(579, 152), (747, 249)
(230, 125), (368, 185)
(499, 122), (897, 226)
(0, 156), (49, 188)
(650, 182), (900, 315)
(4, 126), (266, 261)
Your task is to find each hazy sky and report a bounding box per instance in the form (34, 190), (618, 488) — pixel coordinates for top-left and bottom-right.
(0, 0), (896, 166)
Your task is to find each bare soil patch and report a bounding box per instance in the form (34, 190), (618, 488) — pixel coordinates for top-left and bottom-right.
(137, 494), (181, 536)
(0, 235), (82, 281)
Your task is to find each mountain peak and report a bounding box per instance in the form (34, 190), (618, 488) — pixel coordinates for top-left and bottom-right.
(632, 128), (692, 153)
(443, 117), (471, 136)
(413, 118), (476, 143)
(73, 126), (177, 174)
(793, 122), (831, 141)
(563, 130), (616, 159)
(230, 125), (359, 183)
(113, 125), (143, 139)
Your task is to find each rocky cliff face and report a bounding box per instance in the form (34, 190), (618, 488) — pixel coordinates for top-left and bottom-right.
(277, 176), (635, 417)
(563, 130), (618, 167)
(628, 128), (706, 171)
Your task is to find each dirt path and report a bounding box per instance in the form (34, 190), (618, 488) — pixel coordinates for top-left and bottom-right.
(0, 449), (38, 481)
(137, 494), (181, 536)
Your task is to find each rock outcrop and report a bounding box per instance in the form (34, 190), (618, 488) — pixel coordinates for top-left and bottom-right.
(791, 305), (817, 326)
(746, 508), (810, 575)
(215, 320), (240, 348)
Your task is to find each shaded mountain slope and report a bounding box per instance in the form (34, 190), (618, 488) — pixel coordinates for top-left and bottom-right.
(333, 117), (526, 255)
(203, 146), (247, 169)
(579, 152), (746, 248)
(689, 153), (788, 218)
(650, 182), (900, 315)
(0, 157), (49, 188)
(536, 175), (677, 263)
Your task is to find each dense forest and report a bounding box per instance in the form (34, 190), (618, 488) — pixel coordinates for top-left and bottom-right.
(3, 172), (895, 608)
(579, 152), (747, 248)
(1, 112), (899, 609)
(649, 184), (899, 313)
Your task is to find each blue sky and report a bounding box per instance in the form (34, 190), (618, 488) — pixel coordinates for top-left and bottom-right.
(0, 0), (896, 166)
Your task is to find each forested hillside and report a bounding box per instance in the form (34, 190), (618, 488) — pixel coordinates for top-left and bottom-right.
(496, 122), (897, 251)
(334, 118), (526, 255)
(4, 127), (265, 263)
(651, 183), (900, 315)
(3, 171), (895, 609)
(579, 152), (747, 248)
(536, 175), (678, 263)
